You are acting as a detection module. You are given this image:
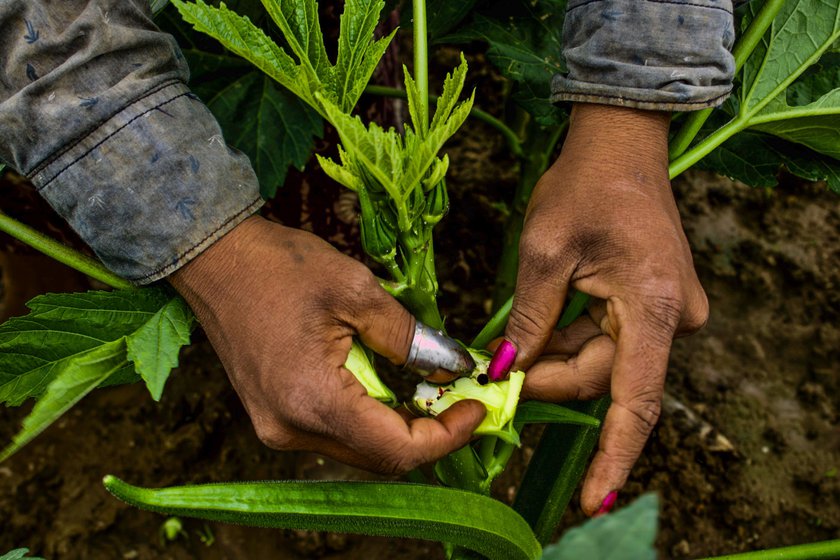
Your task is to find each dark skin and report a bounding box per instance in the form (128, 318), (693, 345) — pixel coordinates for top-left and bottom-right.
(169, 103), (708, 514)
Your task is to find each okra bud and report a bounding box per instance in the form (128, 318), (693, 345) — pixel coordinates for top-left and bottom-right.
(358, 188), (397, 261)
(423, 179), (449, 226)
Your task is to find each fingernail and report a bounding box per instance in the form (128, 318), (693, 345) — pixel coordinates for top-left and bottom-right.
(487, 340), (516, 381)
(595, 491), (618, 516)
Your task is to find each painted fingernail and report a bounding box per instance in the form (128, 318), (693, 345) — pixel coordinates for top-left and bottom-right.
(487, 340), (516, 381)
(595, 491), (618, 516)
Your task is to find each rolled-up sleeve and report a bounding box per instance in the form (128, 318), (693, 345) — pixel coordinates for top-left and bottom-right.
(553, 0), (736, 111)
(0, 0), (263, 284)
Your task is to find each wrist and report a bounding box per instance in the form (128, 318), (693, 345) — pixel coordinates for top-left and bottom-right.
(168, 215), (269, 313)
(564, 103), (670, 173)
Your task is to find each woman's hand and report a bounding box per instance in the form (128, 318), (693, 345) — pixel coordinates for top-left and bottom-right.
(502, 103), (709, 515)
(170, 216), (485, 474)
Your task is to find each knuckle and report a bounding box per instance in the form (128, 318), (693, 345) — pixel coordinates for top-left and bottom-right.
(518, 231), (568, 277)
(253, 419), (296, 450)
(621, 392), (662, 436)
(682, 287), (710, 333)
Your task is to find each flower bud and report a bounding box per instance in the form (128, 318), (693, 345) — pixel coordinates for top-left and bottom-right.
(423, 179), (449, 226)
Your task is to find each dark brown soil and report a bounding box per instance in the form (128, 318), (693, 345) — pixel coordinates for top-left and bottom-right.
(1, 72), (839, 560)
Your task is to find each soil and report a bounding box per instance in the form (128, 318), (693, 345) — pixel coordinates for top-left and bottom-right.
(1, 59), (839, 560)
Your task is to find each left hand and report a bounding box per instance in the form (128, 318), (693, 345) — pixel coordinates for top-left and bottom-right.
(498, 103), (709, 515)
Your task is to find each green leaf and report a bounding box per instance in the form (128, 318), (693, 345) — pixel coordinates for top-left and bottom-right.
(513, 401), (601, 431)
(202, 70), (323, 198)
(336, 0), (396, 112)
(125, 294), (193, 401)
(0, 164), (5, 175)
(541, 494), (658, 560)
(0, 288), (191, 407)
(260, 0), (331, 84)
(698, 131), (840, 194)
(0, 550), (44, 560)
(172, 0), (313, 105)
(421, 0), (478, 39)
(0, 340), (128, 462)
(740, 1), (840, 115)
(735, 1), (840, 159)
(445, 0), (567, 126)
(104, 477), (543, 560)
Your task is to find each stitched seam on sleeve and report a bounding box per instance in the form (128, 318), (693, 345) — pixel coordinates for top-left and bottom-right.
(27, 79), (184, 178)
(34, 91), (191, 191)
(568, 0), (732, 14)
(554, 87), (731, 105)
(130, 196), (264, 283)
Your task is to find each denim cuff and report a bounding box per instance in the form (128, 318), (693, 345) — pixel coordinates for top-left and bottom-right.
(554, 0), (736, 111)
(0, 0), (263, 284)
(29, 81), (263, 284)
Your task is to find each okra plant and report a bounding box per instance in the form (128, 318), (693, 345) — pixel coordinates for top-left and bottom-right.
(2, 0), (840, 558)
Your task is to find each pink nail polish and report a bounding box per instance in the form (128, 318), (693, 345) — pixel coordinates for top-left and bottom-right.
(595, 491), (618, 516)
(487, 340), (516, 381)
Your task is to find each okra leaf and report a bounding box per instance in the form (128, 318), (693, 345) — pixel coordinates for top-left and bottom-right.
(172, 0), (314, 106)
(513, 401), (601, 431)
(444, 0), (567, 126)
(318, 95), (404, 200)
(698, 131), (840, 194)
(260, 0), (331, 84)
(0, 550), (45, 560)
(419, 0), (478, 39)
(337, 0), (396, 112)
(0, 340), (129, 462)
(200, 70), (323, 198)
(541, 494), (658, 560)
(0, 164), (5, 175)
(125, 294), (193, 401)
(740, 0), (840, 116)
(104, 477), (543, 560)
(0, 289), (193, 406)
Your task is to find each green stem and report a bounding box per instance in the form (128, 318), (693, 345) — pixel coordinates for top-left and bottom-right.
(413, 0), (428, 126)
(364, 85), (524, 157)
(513, 397), (610, 545)
(702, 540), (840, 560)
(667, 0), (785, 161)
(669, 116), (746, 179)
(491, 120), (567, 308)
(471, 296), (513, 349)
(0, 211), (131, 290)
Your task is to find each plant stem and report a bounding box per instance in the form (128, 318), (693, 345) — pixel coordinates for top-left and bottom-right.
(471, 296), (513, 349)
(701, 539), (840, 560)
(492, 119), (566, 309)
(669, 116), (745, 179)
(667, 0), (785, 161)
(513, 397), (610, 545)
(412, 0), (428, 126)
(364, 85), (524, 157)
(0, 211), (131, 290)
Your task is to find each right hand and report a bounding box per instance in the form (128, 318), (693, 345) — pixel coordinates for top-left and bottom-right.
(169, 216), (485, 474)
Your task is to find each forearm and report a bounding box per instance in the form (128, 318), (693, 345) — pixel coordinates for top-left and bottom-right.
(0, 0), (263, 284)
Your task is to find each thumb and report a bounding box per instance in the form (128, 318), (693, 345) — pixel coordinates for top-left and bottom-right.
(349, 277), (416, 366)
(502, 248), (570, 374)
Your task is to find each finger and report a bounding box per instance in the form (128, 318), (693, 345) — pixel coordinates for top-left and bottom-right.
(328, 377), (486, 474)
(521, 335), (615, 402)
(503, 242), (570, 373)
(542, 316), (603, 356)
(349, 277), (416, 365)
(579, 301), (675, 516)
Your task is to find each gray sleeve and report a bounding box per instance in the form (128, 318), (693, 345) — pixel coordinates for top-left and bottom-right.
(0, 0), (264, 284)
(553, 0), (736, 111)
